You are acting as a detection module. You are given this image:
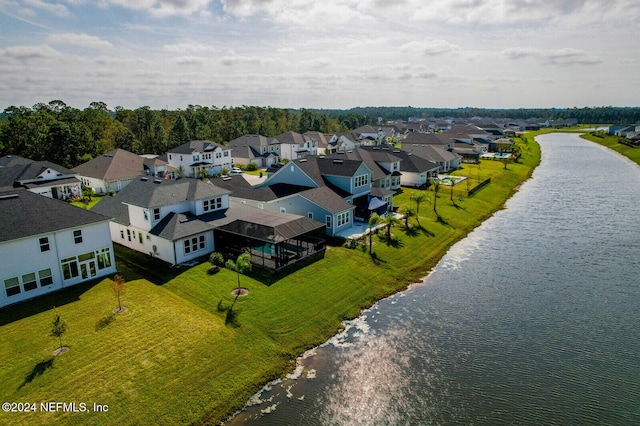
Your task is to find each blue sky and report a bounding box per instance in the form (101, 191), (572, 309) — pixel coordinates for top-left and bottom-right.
(1, 0), (638, 110)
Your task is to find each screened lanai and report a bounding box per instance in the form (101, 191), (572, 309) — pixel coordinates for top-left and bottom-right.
(213, 210), (326, 272)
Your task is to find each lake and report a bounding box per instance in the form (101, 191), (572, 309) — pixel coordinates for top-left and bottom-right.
(228, 133), (640, 425)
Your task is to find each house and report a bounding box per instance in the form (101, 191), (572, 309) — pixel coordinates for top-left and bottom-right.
(401, 144), (461, 173)
(166, 140), (233, 178)
(72, 148), (146, 194)
(367, 148), (440, 187)
(0, 155), (82, 200)
(0, 189), (117, 308)
(227, 134), (280, 168)
(445, 124), (493, 144)
(304, 132), (335, 155)
(328, 147), (402, 191)
(403, 133), (456, 151)
(142, 155), (176, 179)
(92, 176), (325, 271)
(329, 132), (360, 152)
(272, 132), (317, 161)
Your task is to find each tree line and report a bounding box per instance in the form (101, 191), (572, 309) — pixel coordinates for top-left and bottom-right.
(0, 101), (373, 169)
(320, 106), (640, 124)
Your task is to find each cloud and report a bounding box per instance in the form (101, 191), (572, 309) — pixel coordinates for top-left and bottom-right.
(98, 0), (213, 17)
(400, 39), (460, 56)
(22, 0), (69, 16)
(220, 51), (274, 66)
(0, 44), (61, 64)
(164, 43), (216, 53)
(502, 47), (602, 66)
(47, 33), (113, 49)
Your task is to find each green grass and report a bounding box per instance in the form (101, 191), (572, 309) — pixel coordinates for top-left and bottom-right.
(0, 137), (540, 425)
(580, 132), (640, 166)
(70, 195), (104, 210)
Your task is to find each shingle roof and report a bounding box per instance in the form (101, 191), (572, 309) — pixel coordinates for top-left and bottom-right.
(150, 212), (213, 240)
(403, 133), (452, 145)
(167, 140), (225, 154)
(71, 148), (145, 181)
(0, 155), (33, 168)
(272, 131), (305, 146)
(298, 186), (354, 214)
(0, 189), (110, 242)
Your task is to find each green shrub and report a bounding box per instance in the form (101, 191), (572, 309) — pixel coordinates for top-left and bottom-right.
(209, 252), (225, 267)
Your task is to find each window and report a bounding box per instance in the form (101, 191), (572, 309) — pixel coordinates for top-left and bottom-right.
(39, 269), (53, 286)
(138, 233), (143, 244)
(153, 208), (161, 221)
(127, 229), (132, 241)
(337, 211), (350, 227)
(184, 239), (191, 254)
(39, 237), (50, 252)
(354, 174), (369, 188)
(224, 151), (229, 157)
(143, 209), (149, 221)
(120, 229), (125, 239)
(96, 248), (112, 270)
(280, 207), (286, 213)
(326, 215), (332, 229)
(199, 235), (205, 250)
(22, 272), (38, 291)
(61, 256), (79, 280)
(203, 197), (223, 212)
(184, 236), (205, 255)
(308, 212), (314, 219)
(216, 152), (222, 159)
(73, 229), (83, 244)
(4, 277), (20, 297)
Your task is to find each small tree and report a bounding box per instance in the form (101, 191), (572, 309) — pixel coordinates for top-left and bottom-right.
(382, 214), (400, 239)
(403, 206), (415, 229)
(226, 253), (252, 296)
(368, 213), (380, 254)
(111, 274), (127, 313)
(431, 179), (441, 213)
(410, 192), (426, 225)
(50, 315), (67, 352)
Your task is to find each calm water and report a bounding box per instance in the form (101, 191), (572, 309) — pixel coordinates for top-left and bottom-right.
(228, 133), (640, 425)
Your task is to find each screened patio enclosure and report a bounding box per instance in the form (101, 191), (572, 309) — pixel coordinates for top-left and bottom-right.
(213, 211), (326, 272)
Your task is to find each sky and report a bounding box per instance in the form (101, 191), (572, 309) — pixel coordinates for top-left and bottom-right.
(1, 0), (639, 111)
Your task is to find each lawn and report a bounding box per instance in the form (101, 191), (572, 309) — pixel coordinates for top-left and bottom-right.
(0, 137), (540, 425)
(580, 132), (640, 166)
(70, 195), (104, 210)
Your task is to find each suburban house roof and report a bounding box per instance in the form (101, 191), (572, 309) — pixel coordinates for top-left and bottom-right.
(0, 155), (33, 168)
(403, 133), (452, 146)
(0, 189), (110, 243)
(298, 186), (355, 213)
(272, 131), (305, 146)
(151, 211), (214, 240)
(366, 147), (438, 174)
(327, 148), (399, 182)
(227, 134), (271, 148)
(303, 132), (333, 150)
(167, 140), (226, 154)
(401, 144), (460, 163)
(0, 155), (81, 192)
(72, 148), (145, 181)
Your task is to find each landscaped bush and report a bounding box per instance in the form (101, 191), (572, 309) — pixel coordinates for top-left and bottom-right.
(246, 162), (258, 171)
(209, 252), (225, 267)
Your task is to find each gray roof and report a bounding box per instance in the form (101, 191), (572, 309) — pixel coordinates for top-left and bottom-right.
(151, 212), (213, 240)
(298, 186), (355, 214)
(403, 133), (452, 145)
(0, 189), (110, 242)
(272, 131), (305, 146)
(0, 155), (33, 168)
(72, 149), (145, 181)
(227, 134), (271, 148)
(401, 144), (460, 163)
(328, 147), (400, 182)
(168, 140), (225, 154)
(369, 148), (438, 173)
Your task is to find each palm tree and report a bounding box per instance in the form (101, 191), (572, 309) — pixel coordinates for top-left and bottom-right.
(382, 214), (400, 239)
(368, 213), (380, 254)
(403, 206), (415, 229)
(431, 179), (441, 213)
(410, 192), (426, 225)
(226, 253), (252, 296)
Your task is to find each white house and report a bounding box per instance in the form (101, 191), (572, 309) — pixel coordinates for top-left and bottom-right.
(166, 140), (233, 178)
(227, 134), (280, 168)
(272, 132), (318, 161)
(93, 177), (231, 265)
(0, 189), (116, 308)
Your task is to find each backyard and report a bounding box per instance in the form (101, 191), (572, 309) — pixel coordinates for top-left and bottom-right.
(0, 137), (540, 425)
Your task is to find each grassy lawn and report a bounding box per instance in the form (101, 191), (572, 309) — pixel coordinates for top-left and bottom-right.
(580, 132), (640, 166)
(0, 137), (540, 425)
(70, 195), (104, 210)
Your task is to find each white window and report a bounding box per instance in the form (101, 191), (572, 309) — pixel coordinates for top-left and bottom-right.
(4, 277), (20, 297)
(354, 174), (369, 188)
(337, 211), (350, 227)
(224, 151), (229, 157)
(184, 235), (206, 255)
(39, 268), (53, 286)
(203, 197), (223, 212)
(22, 272), (38, 291)
(39, 237), (50, 252)
(143, 209), (149, 221)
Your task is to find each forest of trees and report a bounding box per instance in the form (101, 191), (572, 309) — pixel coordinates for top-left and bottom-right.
(0, 101), (372, 169)
(0, 101), (637, 169)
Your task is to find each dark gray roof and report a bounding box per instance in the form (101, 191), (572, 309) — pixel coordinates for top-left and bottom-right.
(327, 148), (399, 182)
(0, 155), (34, 168)
(403, 133), (452, 145)
(372, 148), (439, 173)
(151, 212), (213, 240)
(295, 156), (364, 182)
(168, 140), (225, 154)
(298, 187), (354, 214)
(23, 176), (81, 189)
(11, 160), (75, 181)
(99, 176), (230, 210)
(272, 131), (305, 146)
(71, 149), (145, 180)
(0, 189), (110, 242)
(227, 134), (270, 148)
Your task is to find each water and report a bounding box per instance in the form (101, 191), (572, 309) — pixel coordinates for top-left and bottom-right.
(228, 133), (640, 425)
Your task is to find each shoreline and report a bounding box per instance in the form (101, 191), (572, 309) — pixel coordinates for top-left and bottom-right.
(220, 136), (542, 424)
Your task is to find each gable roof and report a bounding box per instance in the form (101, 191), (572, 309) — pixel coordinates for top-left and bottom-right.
(364, 147), (438, 173)
(168, 140), (225, 154)
(401, 144), (460, 163)
(0, 189), (110, 242)
(227, 134), (271, 148)
(327, 148), (399, 182)
(403, 133), (452, 145)
(272, 131), (305, 146)
(72, 148), (145, 181)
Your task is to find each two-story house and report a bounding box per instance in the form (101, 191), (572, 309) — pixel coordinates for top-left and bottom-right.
(166, 140), (232, 178)
(0, 189), (117, 308)
(273, 132), (318, 161)
(227, 134), (280, 168)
